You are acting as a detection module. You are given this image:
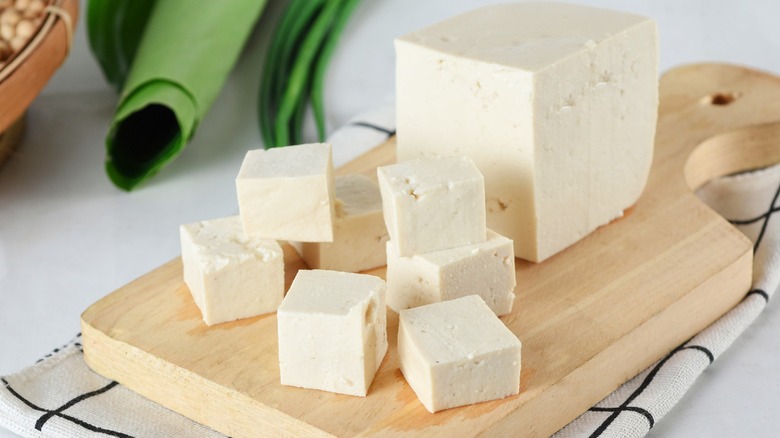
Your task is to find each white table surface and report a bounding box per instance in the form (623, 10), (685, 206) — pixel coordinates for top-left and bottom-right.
(2, 0), (779, 436)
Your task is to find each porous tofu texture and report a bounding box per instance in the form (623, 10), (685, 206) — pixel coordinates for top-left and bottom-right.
(396, 2), (658, 262)
(277, 270), (388, 396)
(386, 229), (515, 315)
(378, 156), (486, 256)
(180, 216), (284, 326)
(298, 174), (388, 272)
(398, 295), (522, 412)
(236, 143), (336, 242)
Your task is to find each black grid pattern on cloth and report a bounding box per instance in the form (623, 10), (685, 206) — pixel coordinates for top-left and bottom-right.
(36, 334), (83, 364)
(586, 342), (715, 437)
(727, 177), (780, 252)
(1, 332), (134, 437)
(2, 377), (129, 437)
(585, 176), (780, 437)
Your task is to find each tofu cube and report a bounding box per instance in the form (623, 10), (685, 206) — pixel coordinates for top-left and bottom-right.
(180, 216), (284, 326)
(377, 156), (486, 256)
(386, 230), (515, 315)
(396, 3), (658, 262)
(398, 295), (522, 413)
(277, 270), (388, 396)
(236, 143), (335, 242)
(298, 174), (389, 272)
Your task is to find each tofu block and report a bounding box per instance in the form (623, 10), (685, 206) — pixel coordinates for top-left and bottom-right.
(277, 270), (388, 396)
(386, 230), (515, 315)
(298, 174), (389, 272)
(236, 143), (335, 242)
(398, 295), (522, 413)
(377, 156), (486, 256)
(180, 216), (284, 326)
(396, 2), (658, 262)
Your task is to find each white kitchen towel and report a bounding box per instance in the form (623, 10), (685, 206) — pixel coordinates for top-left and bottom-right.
(1, 107), (778, 437)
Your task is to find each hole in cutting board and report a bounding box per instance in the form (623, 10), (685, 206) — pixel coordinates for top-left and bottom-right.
(701, 92), (741, 106)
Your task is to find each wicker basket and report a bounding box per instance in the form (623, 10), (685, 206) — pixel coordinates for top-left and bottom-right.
(0, 0), (78, 166)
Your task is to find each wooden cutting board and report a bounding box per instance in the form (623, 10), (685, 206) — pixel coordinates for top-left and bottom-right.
(82, 64), (780, 437)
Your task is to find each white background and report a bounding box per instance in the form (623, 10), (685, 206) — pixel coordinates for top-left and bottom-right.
(2, 0), (780, 436)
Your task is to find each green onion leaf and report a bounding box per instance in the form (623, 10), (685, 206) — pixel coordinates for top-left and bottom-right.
(259, 0), (325, 148)
(311, 0), (362, 141)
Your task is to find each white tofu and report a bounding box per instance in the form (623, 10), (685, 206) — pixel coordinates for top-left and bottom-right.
(377, 156), (486, 256)
(398, 295), (522, 413)
(277, 270), (388, 397)
(396, 2), (658, 262)
(179, 216), (284, 326)
(386, 230), (515, 316)
(236, 143), (336, 242)
(298, 174), (389, 272)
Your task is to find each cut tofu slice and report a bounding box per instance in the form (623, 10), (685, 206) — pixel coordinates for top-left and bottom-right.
(277, 270), (388, 397)
(236, 143), (336, 242)
(298, 174), (389, 272)
(377, 156), (487, 256)
(180, 216), (284, 326)
(386, 229), (515, 315)
(396, 2), (658, 262)
(398, 295), (522, 413)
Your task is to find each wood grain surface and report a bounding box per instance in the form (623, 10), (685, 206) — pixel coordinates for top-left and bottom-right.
(81, 64), (780, 437)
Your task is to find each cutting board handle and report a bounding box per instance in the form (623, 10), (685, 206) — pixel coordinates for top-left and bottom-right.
(686, 121), (780, 190)
(660, 63), (780, 191)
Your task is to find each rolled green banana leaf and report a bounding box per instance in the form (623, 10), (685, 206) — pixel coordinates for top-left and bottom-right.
(104, 0), (267, 190)
(87, 0), (155, 92)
